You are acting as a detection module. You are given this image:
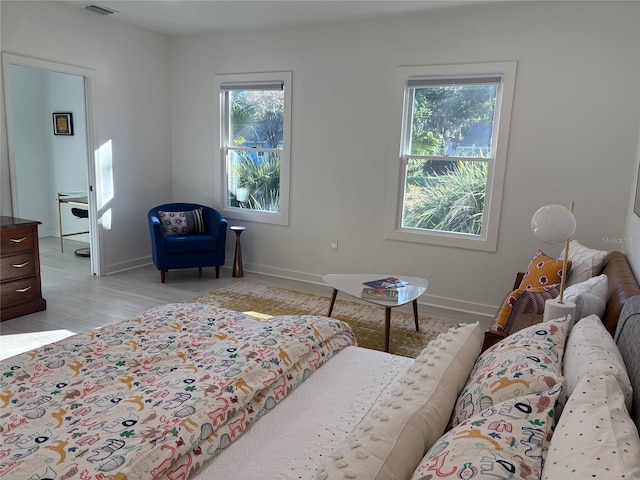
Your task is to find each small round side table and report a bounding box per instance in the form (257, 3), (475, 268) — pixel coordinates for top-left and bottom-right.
(230, 225), (246, 277)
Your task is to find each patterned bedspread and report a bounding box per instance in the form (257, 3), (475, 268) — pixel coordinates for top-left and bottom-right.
(0, 303), (356, 480)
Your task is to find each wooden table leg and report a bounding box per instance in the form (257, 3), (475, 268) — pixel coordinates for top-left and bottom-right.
(384, 307), (391, 353)
(327, 288), (338, 316)
(412, 299), (420, 332)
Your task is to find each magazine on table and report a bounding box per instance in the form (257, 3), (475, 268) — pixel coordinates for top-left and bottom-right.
(361, 287), (400, 302)
(362, 276), (409, 289)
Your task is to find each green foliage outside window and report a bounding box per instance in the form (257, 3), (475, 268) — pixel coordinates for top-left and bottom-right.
(229, 152), (280, 211)
(403, 160), (487, 235)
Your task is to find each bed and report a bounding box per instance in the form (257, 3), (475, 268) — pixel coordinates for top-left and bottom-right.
(2, 250), (639, 480)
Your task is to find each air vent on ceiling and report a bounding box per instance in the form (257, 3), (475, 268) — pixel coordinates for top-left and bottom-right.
(85, 4), (118, 16)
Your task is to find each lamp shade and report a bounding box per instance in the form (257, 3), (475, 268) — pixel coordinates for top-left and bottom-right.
(531, 204), (576, 244)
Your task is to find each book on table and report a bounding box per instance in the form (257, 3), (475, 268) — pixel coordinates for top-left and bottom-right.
(362, 276), (409, 289)
(361, 287), (400, 302)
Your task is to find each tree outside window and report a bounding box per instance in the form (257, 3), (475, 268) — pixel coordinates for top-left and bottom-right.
(217, 72), (291, 226)
(387, 62), (517, 251)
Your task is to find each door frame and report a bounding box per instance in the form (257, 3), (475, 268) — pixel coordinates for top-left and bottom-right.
(2, 53), (101, 275)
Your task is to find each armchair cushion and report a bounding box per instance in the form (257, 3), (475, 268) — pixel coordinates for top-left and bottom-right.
(158, 208), (205, 236)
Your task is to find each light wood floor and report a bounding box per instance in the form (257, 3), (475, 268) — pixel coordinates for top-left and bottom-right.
(0, 236), (490, 360)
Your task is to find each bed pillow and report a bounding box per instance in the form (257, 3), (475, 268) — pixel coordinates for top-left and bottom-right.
(494, 284), (560, 331)
(542, 374), (640, 479)
(560, 314), (632, 412)
(565, 240), (608, 286)
(519, 249), (567, 290)
(158, 208), (205, 236)
(315, 322), (483, 480)
(450, 315), (569, 427)
(561, 274), (607, 321)
(411, 387), (561, 480)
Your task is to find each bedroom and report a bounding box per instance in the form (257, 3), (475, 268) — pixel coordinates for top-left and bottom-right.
(1, 1), (640, 478)
(1, 0), (638, 310)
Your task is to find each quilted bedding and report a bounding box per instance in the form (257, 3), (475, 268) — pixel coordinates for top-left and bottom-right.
(0, 303), (356, 480)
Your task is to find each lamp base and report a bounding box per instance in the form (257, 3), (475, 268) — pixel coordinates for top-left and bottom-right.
(543, 298), (576, 324)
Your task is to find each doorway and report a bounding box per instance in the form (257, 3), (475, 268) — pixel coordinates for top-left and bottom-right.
(3, 54), (100, 275)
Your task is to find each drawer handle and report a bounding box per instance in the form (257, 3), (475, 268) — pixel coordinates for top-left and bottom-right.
(15, 286), (32, 293)
(10, 236), (28, 243)
(12, 262), (30, 268)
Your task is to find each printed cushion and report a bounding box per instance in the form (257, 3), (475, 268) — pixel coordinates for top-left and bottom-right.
(519, 249), (568, 290)
(565, 240), (608, 286)
(494, 284), (560, 331)
(411, 387), (562, 480)
(542, 374), (640, 479)
(560, 314), (632, 413)
(450, 315), (569, 427)
(561, 274), (607, 322)
(158, 208), (205, 236)
(315, 322), (483, 480)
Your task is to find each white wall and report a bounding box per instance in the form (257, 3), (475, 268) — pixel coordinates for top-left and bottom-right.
(1, 1), (172, 273)
(171, 1), (640, 314)
(1, 1), (637, 314)
(8, 65), (89, 241)
(623, 131), (640, 279)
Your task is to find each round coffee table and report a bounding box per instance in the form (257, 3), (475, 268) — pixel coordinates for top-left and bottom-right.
(322, 274), (428, 353)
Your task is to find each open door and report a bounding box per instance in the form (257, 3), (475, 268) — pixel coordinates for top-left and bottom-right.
(3, 53), (100, 275)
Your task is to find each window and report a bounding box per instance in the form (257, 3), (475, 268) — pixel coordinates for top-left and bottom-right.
(216, 71), (292, 225)
(387, 62), (517, 251)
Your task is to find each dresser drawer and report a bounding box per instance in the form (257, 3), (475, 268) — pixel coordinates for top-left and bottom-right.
(1, 277), (40, 307)
(0, 226), (34, 256)
(1, 253), (36, 282)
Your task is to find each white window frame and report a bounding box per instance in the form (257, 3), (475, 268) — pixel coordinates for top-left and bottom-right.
(385, 61), (517, 251)
(215, 71), (292, 226)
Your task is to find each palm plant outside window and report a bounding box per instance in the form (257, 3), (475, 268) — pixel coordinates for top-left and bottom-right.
(389, 62), (517, 251)
(217, 72), (291, 226)
(402, 77), (499, 235)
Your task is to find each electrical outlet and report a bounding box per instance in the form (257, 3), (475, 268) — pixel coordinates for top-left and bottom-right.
(330, 239), (339, 251)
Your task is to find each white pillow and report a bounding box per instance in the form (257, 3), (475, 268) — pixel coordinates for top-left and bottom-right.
(560, 314), (632, 412)
(542, 374), (640, 480)
(561, 273), (608, 321)
(565, 240), (608, 286)
(315, 322), (483, 480)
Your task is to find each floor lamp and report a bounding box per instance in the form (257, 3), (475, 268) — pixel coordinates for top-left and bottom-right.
(531, 203), (577, 322)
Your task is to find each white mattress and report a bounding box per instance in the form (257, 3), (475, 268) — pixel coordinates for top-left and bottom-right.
(193, 345), (413, 479)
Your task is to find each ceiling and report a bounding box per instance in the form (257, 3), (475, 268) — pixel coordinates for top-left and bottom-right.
(63, 0), (480, 36)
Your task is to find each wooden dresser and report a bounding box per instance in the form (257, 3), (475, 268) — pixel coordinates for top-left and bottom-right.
(1, 216), (46, 321)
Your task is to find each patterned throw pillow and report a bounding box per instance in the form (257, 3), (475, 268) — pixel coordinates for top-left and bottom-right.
(158, 208), (205, 236)
(519, 249), (568, 290)
(411, 387), (561, 480)
(560, 314), (632, 413)
(542, 375), (640, 479)
(494, 284), (560, 331)
(450, 315), (569, 427)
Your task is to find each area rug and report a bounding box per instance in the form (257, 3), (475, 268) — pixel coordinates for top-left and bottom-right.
(188, 282), (461, 358)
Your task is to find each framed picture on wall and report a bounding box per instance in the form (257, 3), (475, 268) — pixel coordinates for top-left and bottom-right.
(53, 112), (73, 136)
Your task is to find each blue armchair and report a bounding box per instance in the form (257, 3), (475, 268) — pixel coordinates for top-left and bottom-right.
(148, 203), (227, 283)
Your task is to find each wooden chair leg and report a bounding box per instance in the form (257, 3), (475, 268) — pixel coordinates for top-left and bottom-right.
(215, 266), (220, 278)
(161, 270), (166, 283)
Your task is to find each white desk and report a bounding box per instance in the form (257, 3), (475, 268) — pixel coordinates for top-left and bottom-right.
(56, 191), (89, 252)
(322, 274), (428, 352)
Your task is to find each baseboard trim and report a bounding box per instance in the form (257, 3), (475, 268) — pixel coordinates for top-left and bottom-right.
(236, 259), (496, 317)
(104, 256), (151, 275)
